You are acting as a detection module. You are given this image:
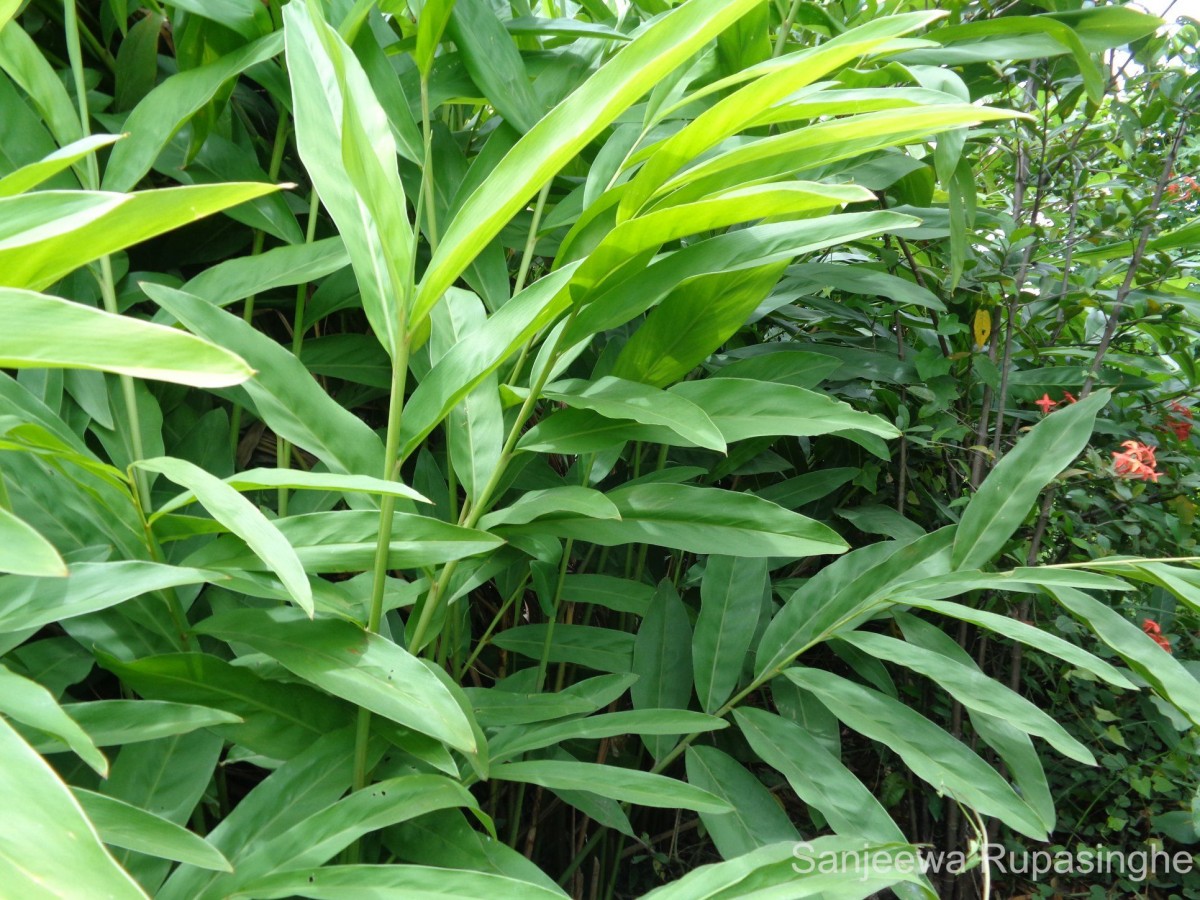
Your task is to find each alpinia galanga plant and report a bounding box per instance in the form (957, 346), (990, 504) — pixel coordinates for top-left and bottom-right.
(1, 0), (1199, 897)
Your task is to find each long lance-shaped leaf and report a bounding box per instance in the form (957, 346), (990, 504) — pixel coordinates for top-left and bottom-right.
(0, 134), (123, 197)
(103, 32), (285, 192)
(837, 630), (1095, 764)
(1049, 585), (1200, 725)
(0, 288), (253, 388)
(616, 11), (944, 219)
(785, 667), (1048, 839)
(0, 183), (284, 291)
(284, 0), (413, 357)
(145, 283), (386, 479)
(952, 390), (1108, 571)
(135, 457), (313, 616)
(193, 607), (477, 754)
(413, 0), (766, 329)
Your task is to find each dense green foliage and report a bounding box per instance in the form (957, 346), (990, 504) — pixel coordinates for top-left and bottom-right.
(2, 0), (1200, 897)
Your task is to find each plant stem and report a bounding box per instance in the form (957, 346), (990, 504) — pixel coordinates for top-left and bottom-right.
(420, 76), (440, 251)
(409, 305), (578, 654)
(352, 332), (410, 794)
(534, 539), (573, 693)
(65, 0), (152, 511)
(230, 109), (291, 459)
(277, 188), (323, 515)
(772, 0), (802, 57)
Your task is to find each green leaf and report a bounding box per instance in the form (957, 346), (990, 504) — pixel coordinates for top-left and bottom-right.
(145, 283), (386, 479)
(510, 483), (848, 558)
(0, 184), (284, 292)
(694, 556), (765, 712)
(901, 597), (1135, 689)
(1049, 586), (1200, 726)
(98, 651), (352, 761)
(234, 864), (568, 899)
(671, 378), (900, 443)
(786, 262), (945, 311)
(103, 32), (284, 192)
(756, 528), (957, 678)
(838, 630), (1094, 764)
(631, 581), (693, 760)
(194, 607), (477, 753)
(136, 456), (312, 616)
(784, 667), (1047, 839)
(182, 237), (350, 309)
(415, 0), (457, 76)
(447, 0), (542, 133)
(538, 376), (726, 452)
(185, 510), (503, 574)
(0, 663), (106, 775)
(610, 263), (788, 388)
(430, 290), (504, 502)
(0, 134), (122, 197)
(685, 745), (800, 859)
(157, 730), (358, 900)
(0, 0), (19, 30)
(0, 287), (254, 388)
(618, 12), (943, 217)
(0, 503), (66, 576)
(894, 611), (1055, 832)
(400, 266), (575, 458)
(285, 0), (413, 357)
(491, 709), (726, 763)
(641, 838), (927, 899)
(415, 0), (766, 325)
(493, 760), (731, 814)
(492, 624), (633, 674)
(73, 788), (232, 871)
(735, 707), (906, 843)
(155, 468), (430, 519)
(113, 10), (164, 112)
(39, 700), (241, 749)
(0, 561), (215, 632)
(479, 486), (619, 530)
(207, 776), (479, 896)
(102, 730), (223, 886)
(0, 21), (83, 148)
(952, 390), (1108, 571)
(0, 717), (146, 899)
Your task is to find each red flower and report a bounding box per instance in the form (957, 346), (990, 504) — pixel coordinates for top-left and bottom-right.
(1062, 391), (1078, 404)
(1112, 440), (1161, 482)
(1035, 393), (1058, 415)
(1167, 401), (1193, 441)
(1143, 619), (1172, 653)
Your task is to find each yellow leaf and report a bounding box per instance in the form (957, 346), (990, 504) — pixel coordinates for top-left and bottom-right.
(972, 309), (992, 351)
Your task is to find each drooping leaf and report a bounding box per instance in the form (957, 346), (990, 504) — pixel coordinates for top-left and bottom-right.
(194, 607), (477, 753)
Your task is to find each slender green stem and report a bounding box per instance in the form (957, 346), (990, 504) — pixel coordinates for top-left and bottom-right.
(278, 189), (323, 515)
(231, 110), (291, 459)
(409, 305), (579, 653)
(0, 474), (12, 512)
(514, 181), (552, 296)
(65, 1), (152, 510)
(420, 76), (440, 251)
(352, 334), (410, 794)
(773, 0), (803, 57)
(534, 539), (573, 693)
(456, 573), (528, 680)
